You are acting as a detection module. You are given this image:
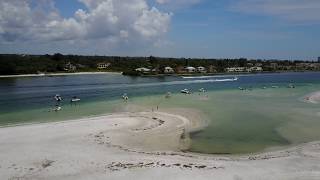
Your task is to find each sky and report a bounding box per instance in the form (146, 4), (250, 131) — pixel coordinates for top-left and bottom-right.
(0, 0), (320, 60)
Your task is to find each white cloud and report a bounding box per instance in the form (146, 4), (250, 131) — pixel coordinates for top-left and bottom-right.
(231, 0), (320, 23)
(0, 0), (172, 48)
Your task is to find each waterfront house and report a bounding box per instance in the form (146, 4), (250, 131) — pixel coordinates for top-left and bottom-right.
(184, 66), (196, 73)
(197, 66), (207, 73)
(164, 67), (175, 74)
(226, 67), (246, 73)
(97, 63), (111, 69)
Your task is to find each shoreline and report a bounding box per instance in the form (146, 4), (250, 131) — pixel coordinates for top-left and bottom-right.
(0, 71), (122, 78)
(1, 70), (319, 79)
(1, 110), (320, 179)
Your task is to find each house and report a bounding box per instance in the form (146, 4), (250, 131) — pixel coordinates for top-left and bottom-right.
(164, 67), (175, 74)
(64, 62), (76, 71)
(226, 67), (246, 73)
(184, 66), (196, 73)
(248, 66), (263, 72)
(197, 66), (207, 73)
(135, 67), (151, 72)
(97, 63), (111, 69)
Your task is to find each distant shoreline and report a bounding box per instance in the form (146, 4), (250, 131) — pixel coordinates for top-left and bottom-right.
(0, 70), (319, 79)
(0, 71), (122, 78)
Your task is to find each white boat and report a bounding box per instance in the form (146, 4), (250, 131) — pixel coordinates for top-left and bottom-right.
(54, 94), (62, 101)
(181, 89), (191, 94)
(199, 88), (206, 93)
(165, 92), (172, 98)
(288, 84), (295, 88)
(71, 96), (81, 102)
(53, 106), (62, 112)
(122, 93), (129, 100)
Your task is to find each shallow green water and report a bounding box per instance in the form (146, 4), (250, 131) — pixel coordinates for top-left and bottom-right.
(132, 85), (320, 154)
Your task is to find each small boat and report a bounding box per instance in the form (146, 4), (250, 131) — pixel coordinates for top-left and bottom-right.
(288, 84), (295, 88)
(122, 93), (129, 101)
(238, 87), (244, 90)
(53, 105), (62, 112)
(71, 96), (81, 102)
(233, 77), (238, 81)
(199, 88), (206, 93)
(271, 86), (279, 88)
(165, 92), (172, 98)
(54, 94), (62, 102)
(181, 89), (191, 94)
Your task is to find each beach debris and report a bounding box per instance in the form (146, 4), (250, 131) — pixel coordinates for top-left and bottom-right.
(106, 161), (223, 172)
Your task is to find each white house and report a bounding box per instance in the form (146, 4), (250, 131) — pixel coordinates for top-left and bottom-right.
(184, 66), (196, 73)
(164, 67), (174, 73)
(135, 67), (151, 72)
(197, 66), (207, 73)
(97, 63), (111, 69)
(226, 67), (246, 72)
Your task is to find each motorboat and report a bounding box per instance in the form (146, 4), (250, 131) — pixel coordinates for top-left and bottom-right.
(53, 105), (62, 112)
(122, 93), (129, 101)
(71, 96), (81, 102)
(181, 89), (191, 94)
(199, 88), (206, 93)
(288, 84), (295, 88)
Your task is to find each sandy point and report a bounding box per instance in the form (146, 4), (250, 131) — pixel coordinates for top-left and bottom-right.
(1, 111), (320, 180)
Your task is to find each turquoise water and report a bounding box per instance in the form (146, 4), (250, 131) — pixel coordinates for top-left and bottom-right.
(1, 72), (320, 154)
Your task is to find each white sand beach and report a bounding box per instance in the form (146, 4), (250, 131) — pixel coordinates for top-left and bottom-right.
(1, 110), (320, 180)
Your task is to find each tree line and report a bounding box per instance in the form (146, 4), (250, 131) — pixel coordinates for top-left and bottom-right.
(0, 53), (318, 75)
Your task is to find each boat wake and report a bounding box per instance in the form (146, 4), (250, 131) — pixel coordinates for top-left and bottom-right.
(5, 78), (238, 95)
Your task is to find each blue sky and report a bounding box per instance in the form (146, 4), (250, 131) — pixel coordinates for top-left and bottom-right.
(0, 0), (319, 60)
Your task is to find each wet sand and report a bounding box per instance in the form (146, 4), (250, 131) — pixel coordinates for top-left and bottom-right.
(1, 110), (320, 180)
